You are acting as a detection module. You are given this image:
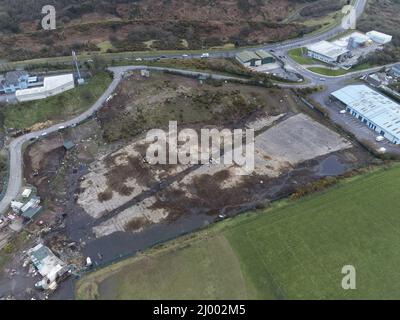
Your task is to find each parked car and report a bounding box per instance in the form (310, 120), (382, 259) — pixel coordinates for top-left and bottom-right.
(201, 53), (210, 58)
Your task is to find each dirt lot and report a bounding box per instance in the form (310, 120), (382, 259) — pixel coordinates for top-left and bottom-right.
(92, 113), (353, 238)
(18, 73), (375, 291)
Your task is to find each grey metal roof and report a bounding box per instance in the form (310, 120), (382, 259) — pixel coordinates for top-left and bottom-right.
(63, 140), (75, 150)
(307, 40), (349, 60)
(255, 50), (274, 59)
(236, 51), (261, 63)
(22, 206), (43, 220)
(392, 64), (400, 72)
(3, 71), (28, 86)
(30, 244), (52, 264)
(331, 85), (400, 139)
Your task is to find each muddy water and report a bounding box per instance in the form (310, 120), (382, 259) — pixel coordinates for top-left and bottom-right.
(317, 155), (346, 176)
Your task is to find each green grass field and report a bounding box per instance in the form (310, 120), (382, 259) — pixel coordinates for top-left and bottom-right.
(288, 48), (318, 65)
(76, 164), (400, 300)
(3, 71), (112, 130)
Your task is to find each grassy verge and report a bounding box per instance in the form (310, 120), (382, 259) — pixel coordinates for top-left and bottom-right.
(2, 71), (112, 130)
(288, 47), (317, 65)
(76, 163), (400, 299)
(308, 63), (372, 76)
(0, 154), (8, 194)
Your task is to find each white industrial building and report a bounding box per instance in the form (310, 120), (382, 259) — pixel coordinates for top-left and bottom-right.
(332, 32), (372, 49)
(331, 84), (400, 144)
(306, 30), (391, 65)
(306, 41), (350, 63)
(16, 74), (75, 102)
(366, 30), (392, 44)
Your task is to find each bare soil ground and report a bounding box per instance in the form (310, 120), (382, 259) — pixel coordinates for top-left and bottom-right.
(20, 73), (374, 279)
(92, 113), (353, 238)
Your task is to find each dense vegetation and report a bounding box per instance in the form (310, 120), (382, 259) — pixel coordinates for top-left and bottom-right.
(0, 0), (333, 61)
(356, 0), (400, 65)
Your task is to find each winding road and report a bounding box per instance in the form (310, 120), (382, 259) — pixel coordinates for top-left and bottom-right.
(0, 0), (372, 215)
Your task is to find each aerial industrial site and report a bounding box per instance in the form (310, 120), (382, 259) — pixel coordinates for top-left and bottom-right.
(0, 0), (400, 308)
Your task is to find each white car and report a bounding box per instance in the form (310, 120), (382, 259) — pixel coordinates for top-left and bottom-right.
(41, 132), (48, 136)
(339, 110), (347, 114)
(58, 125), (65, 130)
(201, 53), (210, 58)
(319, 78), (326, 82)
(182, 54), (189, 58)
(135, 57), (143, 61)
(378, 147), (387, 154)
(376, 136), (385, 142)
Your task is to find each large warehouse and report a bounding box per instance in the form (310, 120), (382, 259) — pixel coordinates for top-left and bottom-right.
(16, 74), (75, 102)
(331, 84), (400, 144)
(306, 40), (350, 63)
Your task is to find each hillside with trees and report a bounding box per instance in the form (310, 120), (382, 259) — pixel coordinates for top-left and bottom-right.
(0, 0), (343, 61)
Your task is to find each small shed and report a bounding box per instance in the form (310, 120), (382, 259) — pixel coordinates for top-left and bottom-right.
(141, 69), (150, 78)
(21, 196), (41, 213)
(22, 206), (43, 220)
(11, 201), (24, 213)
(22, 188), (32, 198)
(63, 140), (75, 151)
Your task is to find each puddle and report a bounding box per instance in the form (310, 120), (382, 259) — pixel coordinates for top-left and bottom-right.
(318, 155), (346, 176)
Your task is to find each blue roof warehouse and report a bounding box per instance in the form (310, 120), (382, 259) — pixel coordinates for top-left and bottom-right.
(331, 84), (400, 144)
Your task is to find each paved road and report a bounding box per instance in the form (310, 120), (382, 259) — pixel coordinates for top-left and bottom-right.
(0, 0), (368, 215)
